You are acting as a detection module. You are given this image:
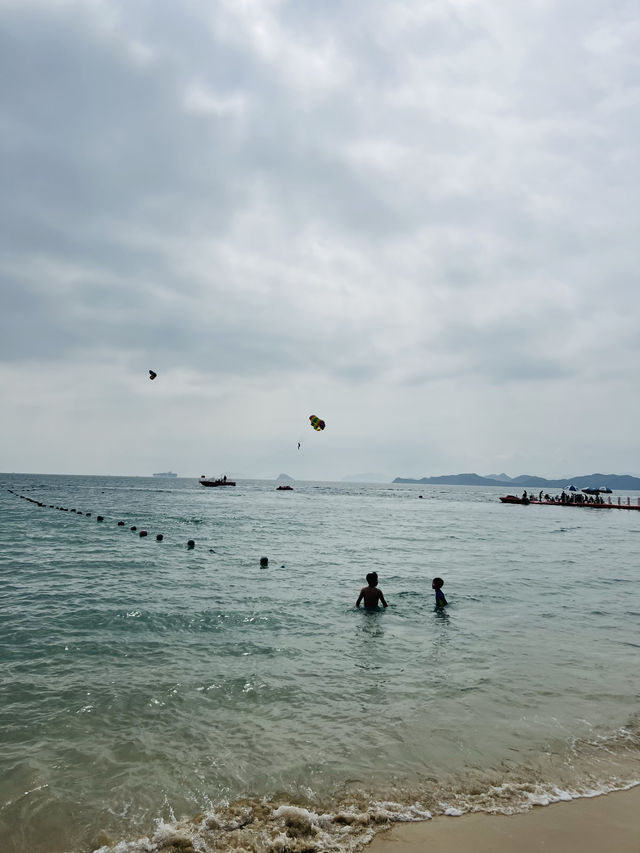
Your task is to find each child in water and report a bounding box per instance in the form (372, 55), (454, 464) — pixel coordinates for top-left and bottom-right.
(356, 572), (388, 610)
(432, 577), (448, 608)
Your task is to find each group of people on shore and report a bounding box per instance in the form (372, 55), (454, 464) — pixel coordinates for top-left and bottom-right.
(523, 490), (607, 505)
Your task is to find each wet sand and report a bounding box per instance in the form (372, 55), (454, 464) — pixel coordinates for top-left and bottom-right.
(367, 786), (640, 853)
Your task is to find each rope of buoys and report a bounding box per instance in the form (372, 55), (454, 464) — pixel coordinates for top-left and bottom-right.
(6, 489), (200, 550)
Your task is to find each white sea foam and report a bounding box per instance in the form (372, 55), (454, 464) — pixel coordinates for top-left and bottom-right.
(92, 799), (432, 853)
(90, 782), (640, 853)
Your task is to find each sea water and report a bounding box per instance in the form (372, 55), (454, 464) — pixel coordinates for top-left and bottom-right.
(1, 474), (639, 853)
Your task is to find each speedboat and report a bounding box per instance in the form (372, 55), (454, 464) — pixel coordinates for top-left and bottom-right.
(199, 475), (236, 487)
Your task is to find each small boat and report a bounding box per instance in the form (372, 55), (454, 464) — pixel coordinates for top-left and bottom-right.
(499, 495), (530, 504)
(199, 475), (236, 487)
(276, 485), (293, 491)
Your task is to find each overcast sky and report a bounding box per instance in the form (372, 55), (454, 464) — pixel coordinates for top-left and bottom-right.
(1, 0), (639, 481)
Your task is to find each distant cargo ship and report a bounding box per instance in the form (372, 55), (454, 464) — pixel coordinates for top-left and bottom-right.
(153, 472), (178, 478)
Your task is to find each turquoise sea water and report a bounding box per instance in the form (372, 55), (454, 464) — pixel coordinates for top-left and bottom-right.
(1, 474), (639, 853)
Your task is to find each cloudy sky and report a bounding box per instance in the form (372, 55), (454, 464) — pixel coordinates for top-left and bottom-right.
(1, 0), (639, 481)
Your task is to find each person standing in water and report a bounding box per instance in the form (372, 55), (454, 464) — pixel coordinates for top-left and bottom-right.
(432, 577), (448, 608)
(356, 572), (388, 610)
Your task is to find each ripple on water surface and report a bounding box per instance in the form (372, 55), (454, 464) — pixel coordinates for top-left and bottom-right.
(1, 476), (639, 853)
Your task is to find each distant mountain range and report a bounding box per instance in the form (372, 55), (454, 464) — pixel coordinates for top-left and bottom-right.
(393, 472), (640, 489)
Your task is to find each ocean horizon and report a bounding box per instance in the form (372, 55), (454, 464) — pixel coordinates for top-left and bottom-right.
(2, 473), (639, 853)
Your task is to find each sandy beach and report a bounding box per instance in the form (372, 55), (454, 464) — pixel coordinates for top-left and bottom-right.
(367, 786), (640, 853)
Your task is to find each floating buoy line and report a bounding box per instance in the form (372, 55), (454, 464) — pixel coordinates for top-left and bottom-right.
(6, 488), (198, 549)
(7, 488), (271, 564)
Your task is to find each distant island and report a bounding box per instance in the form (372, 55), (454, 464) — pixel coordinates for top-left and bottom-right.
(393, 472), (640, 490)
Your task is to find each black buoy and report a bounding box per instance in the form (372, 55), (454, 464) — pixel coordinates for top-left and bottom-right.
(139, 530), (148, 537)
(97, 516), (104, 522)
(156, 534), (163, 541)
(117, 521), (125, 526)
(86, 512), (91, 517)
(187, 539), (195, 550)
(260, 556), (268, 567)
(130, 526), (137, 531)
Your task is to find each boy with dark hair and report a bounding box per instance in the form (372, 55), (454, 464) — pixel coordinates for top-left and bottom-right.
(432, 577), (448, 608)
(356, 572), (388, 610)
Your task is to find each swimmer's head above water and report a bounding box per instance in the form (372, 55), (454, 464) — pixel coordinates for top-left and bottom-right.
(357, 572), (387, 609)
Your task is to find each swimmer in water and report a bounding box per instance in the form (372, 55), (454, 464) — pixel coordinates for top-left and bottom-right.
(432, 577), (448, 608)
(356, 571), (388, 610)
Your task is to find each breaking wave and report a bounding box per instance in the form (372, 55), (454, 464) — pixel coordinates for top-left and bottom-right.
(92, 718), (640, 853)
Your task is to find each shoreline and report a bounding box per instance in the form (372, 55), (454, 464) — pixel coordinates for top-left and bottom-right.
(366, 785), (640, 853)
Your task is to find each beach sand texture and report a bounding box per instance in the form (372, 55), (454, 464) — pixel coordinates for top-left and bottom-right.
(367, 786), (640, 853)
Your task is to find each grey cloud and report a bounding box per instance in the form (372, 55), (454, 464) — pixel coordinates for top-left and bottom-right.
(1, 0), (639, 476)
